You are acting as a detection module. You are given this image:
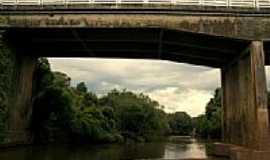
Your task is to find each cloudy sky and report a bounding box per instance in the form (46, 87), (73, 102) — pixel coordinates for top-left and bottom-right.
(48, 58), (270, 117)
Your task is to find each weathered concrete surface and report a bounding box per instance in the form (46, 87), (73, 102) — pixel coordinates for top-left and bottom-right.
(212, 143), (270, 160)
(221, 41), (270, 159)
(0, 32), (37, 145)
(212, 143), (232, 157)
(230, 146), (270, 160)
(1, 9), (270, 40)
(5, 56), (36, 145)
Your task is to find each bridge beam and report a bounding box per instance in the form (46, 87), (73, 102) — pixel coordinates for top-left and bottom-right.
(0, 31), (36, 145)
(220, 41), (270, 159)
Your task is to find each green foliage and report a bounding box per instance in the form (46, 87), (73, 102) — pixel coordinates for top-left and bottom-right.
(53, 72), (71, 88)
(0, 43), (16, 142)
(205, 88), (221, 119)
(99, 89), (169, 141)
(76, 82), (88, 93)
(31, 58), (170, 143)
(168, 112), (193, 136)
(193, 88), (222, 139)
(81, 92), (98, 108)
(71, 107), (121, 143)
(193, 115), (209, 138)
(32, 58), (239, 143)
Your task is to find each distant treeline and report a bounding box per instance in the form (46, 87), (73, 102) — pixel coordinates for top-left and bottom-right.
(29, 58), (269, 144)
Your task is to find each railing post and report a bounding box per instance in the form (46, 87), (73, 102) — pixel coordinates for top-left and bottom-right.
(116, 0), (121, 5)
(90, 0), (94, 5)
(255, 0), (259, 9)
(227, 0), (230, 8)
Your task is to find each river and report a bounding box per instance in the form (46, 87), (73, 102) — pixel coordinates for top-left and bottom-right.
(0, 137), (227, 160)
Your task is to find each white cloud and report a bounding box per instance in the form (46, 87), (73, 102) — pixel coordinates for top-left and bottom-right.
(266, 66), (270, 90)
(146, 87), (213, 117)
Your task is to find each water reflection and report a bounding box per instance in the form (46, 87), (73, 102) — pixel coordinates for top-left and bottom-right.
(164, 137), (207, 159)
(0, 137), (210, 160)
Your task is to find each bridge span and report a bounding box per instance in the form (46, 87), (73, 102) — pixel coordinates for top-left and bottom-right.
(0, 5), (270, 160)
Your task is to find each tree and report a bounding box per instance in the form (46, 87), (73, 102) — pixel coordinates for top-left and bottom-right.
(76, 82), (88, 93)
(99, 89), (168, 141)
(193, 88), (222, 139)
(168, 112), (193, 136)
(205, 88), (221, 119)
(82, 92), (98, 107)
(33, 58), (54, 95)
(193, 115), (209, 138)
(31, 58), (75, 142)
(53, 72), (71, 88)
(32, 86), (74, 129)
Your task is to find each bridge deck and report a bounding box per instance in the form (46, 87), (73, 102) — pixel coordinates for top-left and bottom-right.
(1, 6), (269, 67)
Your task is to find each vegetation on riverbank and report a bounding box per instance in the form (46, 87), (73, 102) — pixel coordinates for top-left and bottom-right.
(193, 88), (222, 139)
(31, 58), (171, 143)
(30, 58), (270, 143)
(30, 58), (221, 143)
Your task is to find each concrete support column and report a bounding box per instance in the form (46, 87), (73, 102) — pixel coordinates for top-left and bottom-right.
(6, 56), (37, 145)
(0, 31), (37, 145)
(220, 41), (270, 159)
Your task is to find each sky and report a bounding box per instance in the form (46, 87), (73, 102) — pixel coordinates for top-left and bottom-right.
(48, 58), (270, 117)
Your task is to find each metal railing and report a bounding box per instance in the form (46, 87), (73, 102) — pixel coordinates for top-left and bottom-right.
(1, 0), (270, 8)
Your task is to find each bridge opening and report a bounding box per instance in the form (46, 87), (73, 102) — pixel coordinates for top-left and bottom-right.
(30, 57), (221, 159)
(48, 58), (221, 117)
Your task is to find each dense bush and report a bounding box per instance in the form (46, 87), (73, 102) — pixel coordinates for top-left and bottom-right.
(168, 112), (193, 136)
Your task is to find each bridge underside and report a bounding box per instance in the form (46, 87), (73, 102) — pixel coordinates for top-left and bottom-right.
(5, 28), (257, 68)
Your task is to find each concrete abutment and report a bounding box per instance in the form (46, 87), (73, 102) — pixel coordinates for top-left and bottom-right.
(0, 30), (36, 146)
(215, 41), (270, 160)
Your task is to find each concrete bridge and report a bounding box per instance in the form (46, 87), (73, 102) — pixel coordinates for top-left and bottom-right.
(0, 4), (270, 160)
